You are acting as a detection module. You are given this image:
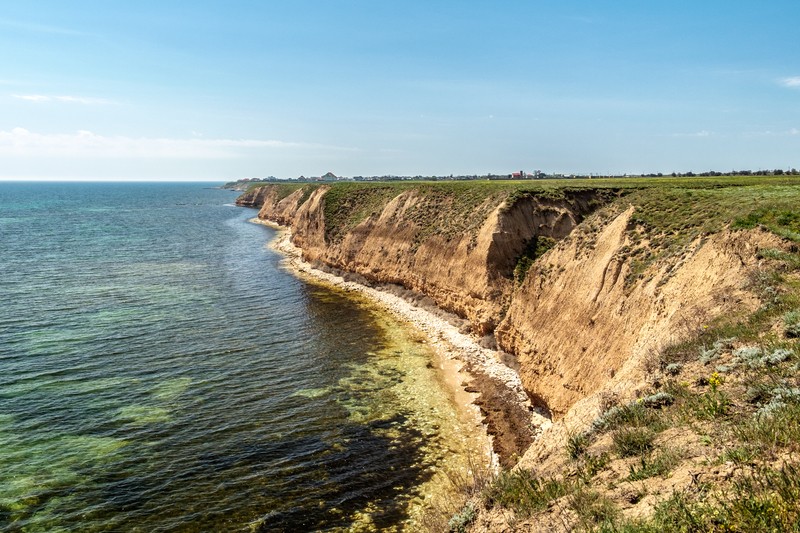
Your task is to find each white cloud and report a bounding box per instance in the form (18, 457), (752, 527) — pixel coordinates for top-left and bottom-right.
(741, 128), (800, 137)
(12, 94), (115, 105)
(12, 94), (51, 102)
(0, 127), (349, 158)
(780, 77), (800, 88)
(672, 130), (712, 138)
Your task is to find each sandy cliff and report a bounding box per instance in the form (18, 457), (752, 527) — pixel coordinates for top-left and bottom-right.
(237, 184), (775, 466)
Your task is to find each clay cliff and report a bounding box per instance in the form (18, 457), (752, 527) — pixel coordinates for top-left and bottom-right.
(236, 183), (778, 466)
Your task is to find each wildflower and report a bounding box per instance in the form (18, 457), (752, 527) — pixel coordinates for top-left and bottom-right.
(709, 372), (724, 390)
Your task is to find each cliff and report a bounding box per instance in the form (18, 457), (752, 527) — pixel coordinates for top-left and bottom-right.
(237, 180), (782, 430)
(238, 178), (800, 529)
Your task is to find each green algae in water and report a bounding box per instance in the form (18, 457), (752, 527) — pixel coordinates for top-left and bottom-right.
(292, 387), (332, 399)
(115, 405), (172, 425)
(150, 377), (192, 401)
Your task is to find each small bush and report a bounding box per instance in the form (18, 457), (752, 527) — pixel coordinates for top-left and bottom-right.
(733, 346), (793, 368)
(755, 386), (800, 418)
(732, 346), (763, 367)
(762, 348), (793, 366)
(785, 310), (800, 338)
(699, 346), (720, 365)
(590, 401), (663, 436)
(513, 236), (557, 284)
(720, 446), (757, 465)
(447, 502), (476, 533)
(664, 362), (683, 376)
(613, 427), (656, 458)
(640, 392), (675, 409)
(567, 432), (589, 460)
(744, 383), (771, 404)
(720, 462), (800, 531)
(691, 389), (730, 419)
(579, 453), (611, 479)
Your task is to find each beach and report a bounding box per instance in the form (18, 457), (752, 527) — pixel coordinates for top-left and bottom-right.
(251, 218), (552, 468)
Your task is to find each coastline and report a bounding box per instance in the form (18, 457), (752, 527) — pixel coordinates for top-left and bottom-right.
(249, 217), (551, 468)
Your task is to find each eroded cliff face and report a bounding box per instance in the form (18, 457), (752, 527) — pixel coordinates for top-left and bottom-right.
(495, 207), (778, 420)
(245, 185), (604, 335)
(238, 184), (777, 463)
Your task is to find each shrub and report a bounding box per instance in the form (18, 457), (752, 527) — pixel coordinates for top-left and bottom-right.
(756, 386), (800, 418)
(690, 389), (730, 420)
(735, 402), (800, 452)
(762, 348), (793, 366)
(785, 310), (800, 338)
(699, 347), (720, 365)
(513, 236), (557, 284)
(567, 432), (589, 460)
(640, 392), (675, 409)
(732, 346), (763, 367)
(733, 346), (793, 368)
(664, 362), (683, 376)
(590, 402), (662, 435)
(447, 502), (476, 533)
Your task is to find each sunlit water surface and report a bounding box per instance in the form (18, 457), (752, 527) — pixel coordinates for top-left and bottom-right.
(0, 182), (486, 532)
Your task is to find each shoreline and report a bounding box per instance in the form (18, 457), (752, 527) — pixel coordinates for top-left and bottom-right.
(249, 217), (551, 468)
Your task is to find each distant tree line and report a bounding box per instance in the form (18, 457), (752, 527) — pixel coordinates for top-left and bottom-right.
(662, 169), (800, 177)
(224, 168), (800, 186)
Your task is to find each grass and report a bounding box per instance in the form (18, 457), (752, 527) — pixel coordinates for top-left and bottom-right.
(734, 402), (800, 455)
(482, 470), (570, 518)
(627, 448), (682, 481)
(612, 427), (656, 458)
(244, 174), (800, 250)
(612, 462), (800, 532)
(568, 487), (619, 530)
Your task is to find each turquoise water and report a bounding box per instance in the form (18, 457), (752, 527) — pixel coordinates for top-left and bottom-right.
(0, 183), (484, 532)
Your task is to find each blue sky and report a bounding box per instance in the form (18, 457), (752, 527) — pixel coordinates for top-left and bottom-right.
(1, 1), (799, 180)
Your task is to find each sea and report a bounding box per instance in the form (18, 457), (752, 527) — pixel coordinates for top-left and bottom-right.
(0, 182), (486, 532)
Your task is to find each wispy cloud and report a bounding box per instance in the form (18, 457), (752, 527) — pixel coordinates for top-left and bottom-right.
(779, 77), (800, 88)
(0, 17), (88, 37)
(672, 130), (712, 138)
(12, 94), (116, 105)
(743, 128), (800, 137)
(0, 128), (351, 158)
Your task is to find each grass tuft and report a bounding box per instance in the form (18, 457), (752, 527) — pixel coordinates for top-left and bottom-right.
(482, 470), (570, 518)
(612, 427), (656, 458)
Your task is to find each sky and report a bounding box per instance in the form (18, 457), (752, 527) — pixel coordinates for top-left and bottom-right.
(1, 1), (799, 181)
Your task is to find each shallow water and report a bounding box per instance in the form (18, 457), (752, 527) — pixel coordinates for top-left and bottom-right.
(0, 182), (486, 531)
